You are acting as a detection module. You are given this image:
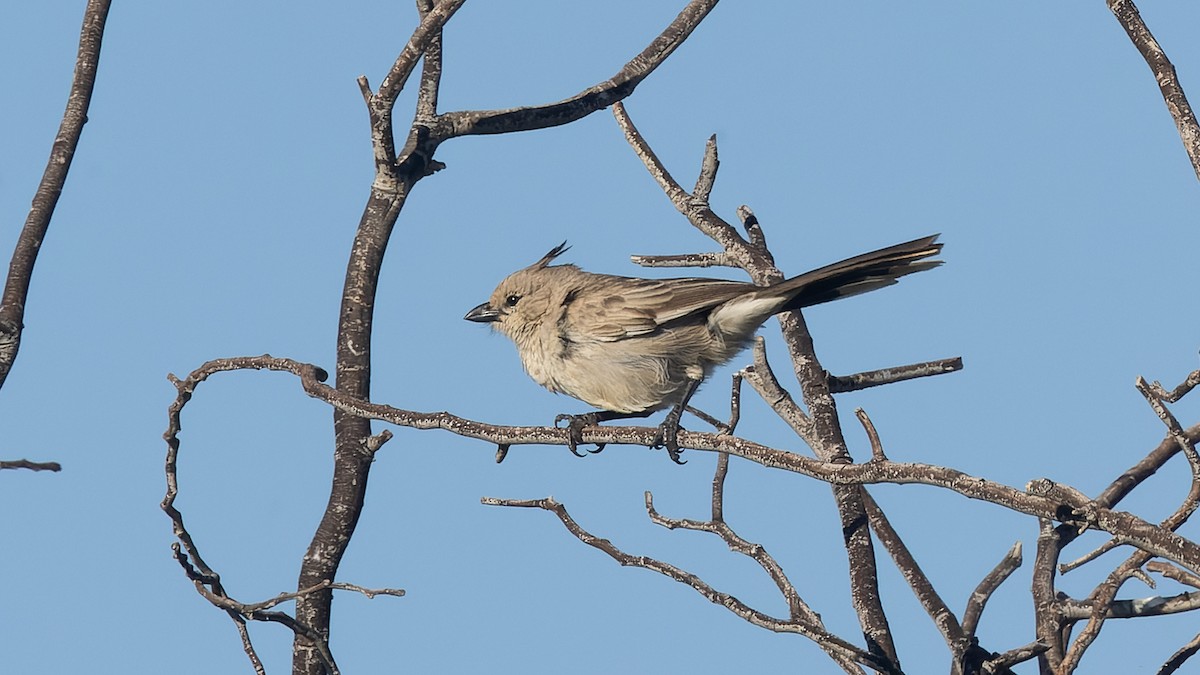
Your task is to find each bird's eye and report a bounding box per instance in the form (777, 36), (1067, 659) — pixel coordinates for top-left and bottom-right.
(505, 294), (521, 307)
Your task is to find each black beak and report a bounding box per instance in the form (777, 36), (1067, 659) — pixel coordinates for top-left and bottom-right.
(464, 302), (501, 323)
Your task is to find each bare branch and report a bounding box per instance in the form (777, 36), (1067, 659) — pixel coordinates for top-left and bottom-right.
(414, 0), (444, 123)
(693, 134), (720, 201)
(736, 205), (770, 257)
(855, 409), (887, 462)
(1060, 537), (1122, 574)
(374, 0), (465, 107)
(162, 356), (404, 675)
(0, 459), (62, 472)
(1032, 519), (1066, 669)
(612, 101), (754, 263)
(826, 357), (964, 393)
(1147, 370), (1200, 404)
(1137, 375), (1200, 477)
(743, 337), (815, 443)
(1107, 0), (1200, 182)
(294, 7), (724, 670)
(1147, 560), (1200, 589)
(437, 1), (719, 138)
(645, 457), (866, 673)
(711, 452), (729, 522)
(982, 642), (1050, 674)
(231, 616), (266, 675)
(1062, 472), (1200, 672)
(1158, 632), (1200, 675)
(0, 0), (112, 390)
(861, 492), (964, 652)
(163, 355), (1200, 580)
(610, 111), (903, 660)
(962, 542), (1023, 636)
(483, 495), (890, 674)
(630, 251), (735, 268)
(1062, 589), (1200, 620)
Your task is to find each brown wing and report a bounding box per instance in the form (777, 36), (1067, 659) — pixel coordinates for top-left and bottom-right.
(564, 275), (753, 342)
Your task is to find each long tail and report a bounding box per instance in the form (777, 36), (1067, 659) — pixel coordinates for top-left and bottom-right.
(779, 234), (942, 310)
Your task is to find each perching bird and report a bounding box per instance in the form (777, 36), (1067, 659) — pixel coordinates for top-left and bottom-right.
(465, 235), (942, 462)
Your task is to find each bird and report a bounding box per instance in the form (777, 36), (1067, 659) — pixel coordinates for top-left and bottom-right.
(465, 235), (942, 463)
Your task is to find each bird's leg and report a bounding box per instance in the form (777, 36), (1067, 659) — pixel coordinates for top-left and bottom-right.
(554, 409), (654, 457)
(652, 377), (702, 465)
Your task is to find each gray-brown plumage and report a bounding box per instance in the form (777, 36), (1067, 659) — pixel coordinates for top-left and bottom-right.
(465, 235), (942, 462)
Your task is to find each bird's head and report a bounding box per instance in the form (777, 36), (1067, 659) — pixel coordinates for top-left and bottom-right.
(464, 242), (573, 341)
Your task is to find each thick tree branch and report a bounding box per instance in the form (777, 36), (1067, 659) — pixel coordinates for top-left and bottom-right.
(1108, 0), (1200, 182)
(0, 0), (112, 390)
(862, 492), (964, 650)
(289, 4), (721, 673)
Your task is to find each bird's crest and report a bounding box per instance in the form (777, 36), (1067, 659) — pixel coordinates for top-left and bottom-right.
(529, 241), (570, 270)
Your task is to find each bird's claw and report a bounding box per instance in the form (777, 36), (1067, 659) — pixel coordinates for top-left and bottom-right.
(651, 419), (686, 465)
(555, 414), (605, 457)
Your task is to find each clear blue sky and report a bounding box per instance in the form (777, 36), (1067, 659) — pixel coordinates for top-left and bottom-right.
(3, 2), (1200, 673)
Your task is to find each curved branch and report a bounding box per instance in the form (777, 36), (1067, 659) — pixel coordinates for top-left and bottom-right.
(163, 354), (1200, 580)
(434, 0), (719, 138)
(0, 0), (112, 390)
(482, 495), (891, 674)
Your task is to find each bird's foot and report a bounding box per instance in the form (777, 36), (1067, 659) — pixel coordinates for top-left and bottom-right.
(554, 413), (606, 457)
(650, 417), (686, 465)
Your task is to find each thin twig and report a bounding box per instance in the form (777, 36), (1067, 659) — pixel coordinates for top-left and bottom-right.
(1148, 370), (1200, 403)
(611, 101), (757, 269)
(827, 358), (963, 393)
(693, 134), (719, 201)
(962, 542), (1023, 636)
(231, 615), (266, 675)
(981, 642), (1050, 674)
(854, 409), (887, 462)
(630, 251), (735, 268)
(1158, 631), (1200, 675)
(644, 462), (866, 674)
(1147, 560), (1200, 589)
(736, 205), (770, 258)
(743, 337), (815, 444)
(1060, 537), (1122, 574)
(1137, 375), (1200, 477)
(483, 495), (890, 674)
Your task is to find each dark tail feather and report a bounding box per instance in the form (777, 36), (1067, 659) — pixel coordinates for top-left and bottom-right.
(780, 234), (942, 310)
